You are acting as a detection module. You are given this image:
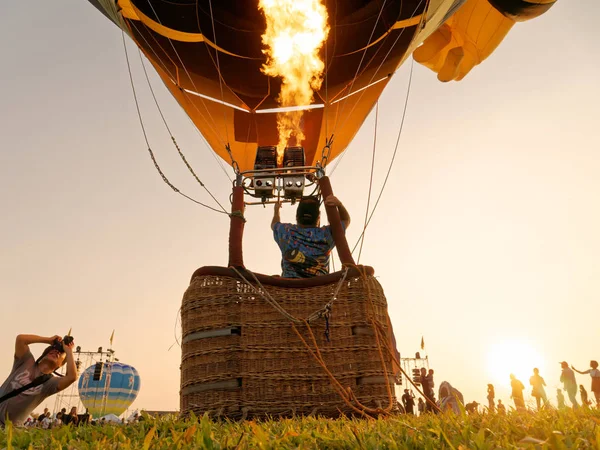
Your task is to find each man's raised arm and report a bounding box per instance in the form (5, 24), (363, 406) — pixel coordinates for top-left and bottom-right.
(15, 334), (59, 359)
(271, 201), (282, 230)
(57, 341), (78, 391)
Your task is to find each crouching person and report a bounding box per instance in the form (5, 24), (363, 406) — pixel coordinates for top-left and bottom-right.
(0, 334), (77, 427)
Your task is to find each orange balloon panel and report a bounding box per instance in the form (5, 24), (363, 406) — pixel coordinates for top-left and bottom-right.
(413, 0), (515, 82)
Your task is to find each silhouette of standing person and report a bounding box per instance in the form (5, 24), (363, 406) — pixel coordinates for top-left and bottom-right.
(510, 374), (526, 411)
(559, 361), (579, 408)
(401, 389), (415, 414)
(420, 367), (435, 412)
(417, 397), (425, 415)
(486, 384), (495, 411)
(556, 388), (566, 408)
(529, 368), (548, 410)
(572, 360), (600, 407)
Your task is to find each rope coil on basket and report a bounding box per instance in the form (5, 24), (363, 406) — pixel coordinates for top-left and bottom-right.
(230, 266), (401, 417)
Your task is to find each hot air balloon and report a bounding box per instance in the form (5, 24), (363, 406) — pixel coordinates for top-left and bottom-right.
(84, 0), (555, 419)
(78, 362), (141, 418)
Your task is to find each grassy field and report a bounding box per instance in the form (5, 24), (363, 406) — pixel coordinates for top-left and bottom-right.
(2, 408), (600, 449)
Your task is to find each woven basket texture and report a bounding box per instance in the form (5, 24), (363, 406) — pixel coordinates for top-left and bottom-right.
(181, 273), (398, 419)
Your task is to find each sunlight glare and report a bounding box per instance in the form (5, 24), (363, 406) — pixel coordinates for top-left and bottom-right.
(486, 340), (546, 386)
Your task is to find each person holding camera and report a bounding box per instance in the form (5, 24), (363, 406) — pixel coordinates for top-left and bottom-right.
(0, 334), (77, 427)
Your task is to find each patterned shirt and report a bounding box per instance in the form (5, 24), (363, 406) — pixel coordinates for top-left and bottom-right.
(273, 222), (342, 278)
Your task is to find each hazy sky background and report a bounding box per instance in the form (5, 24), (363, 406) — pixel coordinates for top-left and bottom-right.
(1, 1), (599, 415)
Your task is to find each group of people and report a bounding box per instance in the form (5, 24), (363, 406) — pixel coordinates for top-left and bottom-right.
(486, 361), (600, 412)
(401, 368), (436, 415)
(22, 406), (83, 429)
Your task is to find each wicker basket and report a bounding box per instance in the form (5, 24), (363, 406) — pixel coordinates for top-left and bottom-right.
(180, 266), (399, 419)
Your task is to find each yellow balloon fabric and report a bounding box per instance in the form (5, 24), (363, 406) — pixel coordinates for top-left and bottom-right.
(413, 0), (515, 82)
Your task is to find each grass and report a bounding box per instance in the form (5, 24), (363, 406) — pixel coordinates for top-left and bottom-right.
(2, 408), (600, 449)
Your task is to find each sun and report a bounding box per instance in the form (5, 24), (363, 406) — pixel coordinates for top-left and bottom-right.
(486, 339), (546, 385)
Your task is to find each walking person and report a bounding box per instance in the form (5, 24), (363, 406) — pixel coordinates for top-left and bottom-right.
(486, 384), (495, 411)
(572, 360), (600, 407)
(529, 368), (548, 410)
(559, 361), (579, 408)
(510, 373), (526, 411)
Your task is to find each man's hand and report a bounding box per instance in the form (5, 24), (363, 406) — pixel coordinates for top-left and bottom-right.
(324, 195), (341, 207)
(57, 339), (77, 391)
(271, 200), (282, 230)
(62, 338), (75, 353)
(48, 335), (62, 345)
(323, 195), (351, 228)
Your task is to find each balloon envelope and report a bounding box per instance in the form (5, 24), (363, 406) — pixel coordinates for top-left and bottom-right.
(78, 362), (141, 417)
(87, 0), (463, 171)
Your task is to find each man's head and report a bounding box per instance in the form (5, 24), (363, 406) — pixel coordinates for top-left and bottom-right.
(37, 345), (67, 371)
(533, 368), (539, 374)
(560, 361), (569, 369)
(420, 367), (427, 375)
(296, 196), (320, 227)
(404, 389), (409, 394)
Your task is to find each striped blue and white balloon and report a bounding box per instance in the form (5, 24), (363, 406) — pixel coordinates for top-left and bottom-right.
(78, 362), (141, 417)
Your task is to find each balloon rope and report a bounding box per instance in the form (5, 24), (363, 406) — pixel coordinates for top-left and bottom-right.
(357, 101), (378, 263)
(207, 0), (232, 146)
(351, 59), (415, 254)
(120, 29), (228, 215)
(331, 0), (389, 135)
(137, 50), (228, 214)
(128, 19), (232, 182)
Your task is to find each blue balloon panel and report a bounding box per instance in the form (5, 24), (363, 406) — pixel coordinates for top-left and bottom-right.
(78, 362), (141, 417)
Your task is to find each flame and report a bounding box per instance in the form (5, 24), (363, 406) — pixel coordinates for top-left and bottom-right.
(259, 0), (329, 165)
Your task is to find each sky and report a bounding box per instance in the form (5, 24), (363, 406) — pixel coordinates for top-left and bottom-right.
(1, 1), (599, 415)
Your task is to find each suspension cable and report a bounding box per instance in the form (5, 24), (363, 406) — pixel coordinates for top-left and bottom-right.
(207, 0), (232, 145)
(146, 2), (228, 148)
(128, 20), (232, 182)
(357, 101), (378, 263)
(351, 59), (415, 253)
(331, 0), (388, 135)
(137, 49), (228, 214)
(329, 0), (427, 175)
(121, 29), (228, 216)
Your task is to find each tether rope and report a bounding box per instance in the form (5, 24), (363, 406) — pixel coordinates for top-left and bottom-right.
(357, 101), (378, 263)
(351, 58), (415, 254)
(121, 29), (227, 215)
(230, 266), (406, 417)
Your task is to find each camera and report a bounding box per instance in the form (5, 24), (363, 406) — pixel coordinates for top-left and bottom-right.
(51, 335), (74, 353)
